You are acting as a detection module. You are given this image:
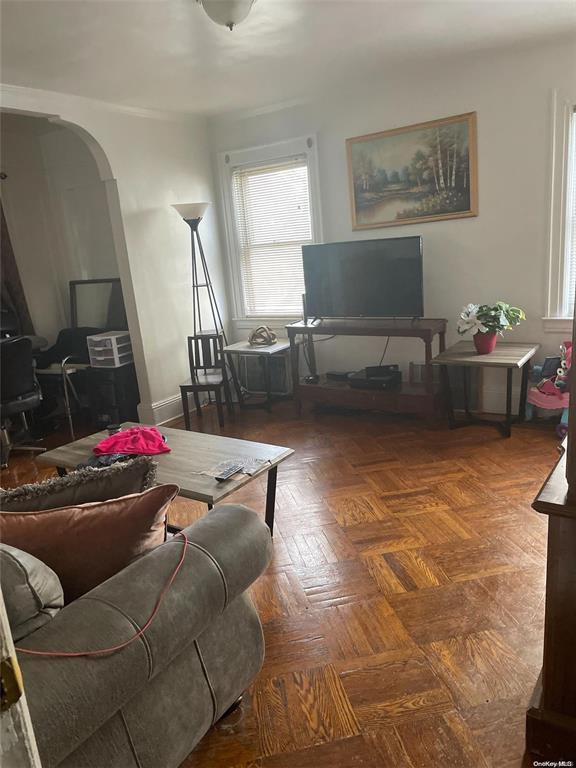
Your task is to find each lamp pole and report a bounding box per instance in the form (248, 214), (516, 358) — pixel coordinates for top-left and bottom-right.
(173, 204), (243, 404)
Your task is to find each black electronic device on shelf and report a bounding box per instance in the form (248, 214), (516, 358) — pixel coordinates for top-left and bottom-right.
(326, 371), (352, 382)
(348, 364), (402, 391)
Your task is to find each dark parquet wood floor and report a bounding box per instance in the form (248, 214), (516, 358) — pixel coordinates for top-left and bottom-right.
(2, 404), (559, 767)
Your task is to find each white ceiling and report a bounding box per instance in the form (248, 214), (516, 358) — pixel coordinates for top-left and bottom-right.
(1, 0), (575, 116)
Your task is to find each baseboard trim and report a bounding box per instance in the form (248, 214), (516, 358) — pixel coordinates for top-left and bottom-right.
(139, 386), (531, 422)
(138, 394), (183, 425)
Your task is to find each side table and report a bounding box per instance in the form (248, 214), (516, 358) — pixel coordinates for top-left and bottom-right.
(432, 340), (540, 437)
(223, 339), (292, 412)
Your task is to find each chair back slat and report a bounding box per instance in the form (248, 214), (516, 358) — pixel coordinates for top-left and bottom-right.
(187, 333), (225, 380)
(201, 336), (212, 368)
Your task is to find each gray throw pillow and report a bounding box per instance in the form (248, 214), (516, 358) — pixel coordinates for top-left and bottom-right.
(0, 544), (64, 641)
(0, 456), (157, 513)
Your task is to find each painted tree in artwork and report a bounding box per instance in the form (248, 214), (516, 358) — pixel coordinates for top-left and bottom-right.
(461, 144), (469, 190)
(400, 165), (411, 185)
(376, 168), (389, 188)
(410, 150), (428, 188)
(433, 127), (446, 190)
(353, 149), (376, 193)
(425, 124), (466, 192)
(426, 126), (455, 192)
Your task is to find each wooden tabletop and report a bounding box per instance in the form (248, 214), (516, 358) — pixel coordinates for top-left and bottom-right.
(432, 340), (540, 368)
(223, 339), (291, 356)
(37, 423), (294, 505)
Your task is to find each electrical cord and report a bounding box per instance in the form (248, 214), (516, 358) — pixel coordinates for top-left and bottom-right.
(313, 335), (337, 344)
(303, 335), (337, 374)
(15, 532), (188, 658)
(378, 337), (391, 366)
(303, 344), (310, 372)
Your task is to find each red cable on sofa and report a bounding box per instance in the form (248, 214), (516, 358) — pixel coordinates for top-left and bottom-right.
(15, 533), (188, 658)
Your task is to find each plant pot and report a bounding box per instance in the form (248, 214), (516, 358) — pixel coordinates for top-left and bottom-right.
(473, 331), (498, 354)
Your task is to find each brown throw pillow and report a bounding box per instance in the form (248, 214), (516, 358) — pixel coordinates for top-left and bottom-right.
(0, 484), (179, 602)
(0, 457), (157, 513)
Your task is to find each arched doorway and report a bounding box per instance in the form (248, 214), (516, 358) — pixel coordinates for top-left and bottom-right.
(0, 109), (142, 429)
(1, 111), (123, 340)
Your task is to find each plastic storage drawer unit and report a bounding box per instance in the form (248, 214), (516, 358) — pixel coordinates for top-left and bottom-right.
(87, 331), (133, 368)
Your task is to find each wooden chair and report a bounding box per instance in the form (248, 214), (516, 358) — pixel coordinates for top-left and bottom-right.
(180, 332), (233, 430)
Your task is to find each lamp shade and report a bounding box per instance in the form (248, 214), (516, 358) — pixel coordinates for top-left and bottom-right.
(172, 202), (210, 221)
(200, 0), (255, 29)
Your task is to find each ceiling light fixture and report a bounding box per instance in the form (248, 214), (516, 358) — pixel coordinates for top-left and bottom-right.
(197, 0), (256, 31)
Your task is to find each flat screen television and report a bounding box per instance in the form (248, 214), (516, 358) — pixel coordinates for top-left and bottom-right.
(302, 236), (423, 319)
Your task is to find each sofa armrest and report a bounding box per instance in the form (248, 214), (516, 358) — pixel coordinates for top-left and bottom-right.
(179, 503), (273, 606)
(18, 503), (272, 768)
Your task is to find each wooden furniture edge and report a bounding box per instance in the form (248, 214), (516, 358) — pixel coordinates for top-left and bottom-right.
(286, 318), (448, 340)
(527, 435), (576, 757)
(532, 439), (576, 519)
(431, 343), (540, 369)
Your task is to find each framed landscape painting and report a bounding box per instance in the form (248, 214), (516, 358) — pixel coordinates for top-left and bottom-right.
(347, 112), (478, 229)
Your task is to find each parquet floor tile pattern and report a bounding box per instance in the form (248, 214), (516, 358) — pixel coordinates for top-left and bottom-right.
(2, 404), (557, 767)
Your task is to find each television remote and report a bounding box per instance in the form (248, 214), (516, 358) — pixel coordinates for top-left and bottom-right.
(215, 462), (244, 482)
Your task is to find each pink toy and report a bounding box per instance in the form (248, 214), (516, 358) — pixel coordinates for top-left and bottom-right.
(528, 387), (569, 409)
(527, 341), (571, 437)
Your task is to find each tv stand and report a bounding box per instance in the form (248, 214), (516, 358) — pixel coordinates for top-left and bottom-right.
(286, 317), (447, 417)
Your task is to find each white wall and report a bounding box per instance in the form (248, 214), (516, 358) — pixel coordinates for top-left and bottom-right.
(41, 124), (119, 290)
(1, 118), (68, 342)
(0, 86), (228, 423)
(210, 37), (576, 411)
(1, 116), (119, 343)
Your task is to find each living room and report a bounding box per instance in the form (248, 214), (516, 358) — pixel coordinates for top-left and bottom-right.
(1, 2), (575, 766)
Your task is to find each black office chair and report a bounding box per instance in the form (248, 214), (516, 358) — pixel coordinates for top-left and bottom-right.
(0, 337), (45, 468)
(0, 306), (20, 338)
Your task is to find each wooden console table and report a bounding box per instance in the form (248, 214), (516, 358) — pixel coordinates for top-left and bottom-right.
(286, 318), (447, 417)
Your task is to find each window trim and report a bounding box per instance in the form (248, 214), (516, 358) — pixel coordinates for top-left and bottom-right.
(217, 136), (323, 325)
(544, 88), (576, 331)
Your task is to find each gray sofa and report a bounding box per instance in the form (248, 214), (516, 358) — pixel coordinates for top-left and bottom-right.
(16, 504), (272, 768)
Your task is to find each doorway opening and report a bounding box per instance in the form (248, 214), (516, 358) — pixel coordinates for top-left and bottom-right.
(0, 111), (140, 442)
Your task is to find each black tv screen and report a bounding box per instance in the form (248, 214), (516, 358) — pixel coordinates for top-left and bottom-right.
(302, 236), (423, 319)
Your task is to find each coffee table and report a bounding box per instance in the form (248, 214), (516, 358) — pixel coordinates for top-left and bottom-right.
(36, 422), (294, 535)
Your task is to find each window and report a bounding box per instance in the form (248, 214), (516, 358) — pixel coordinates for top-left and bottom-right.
(563, 109), (576, 318)
(546, 91), (576, 329)
(232, 158), (312, 316)
(219, 137), (321, 322)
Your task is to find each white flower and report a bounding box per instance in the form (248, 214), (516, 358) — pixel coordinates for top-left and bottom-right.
(457, 304), (488, 335)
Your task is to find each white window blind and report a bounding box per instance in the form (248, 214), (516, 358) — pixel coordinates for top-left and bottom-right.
(564, 110), (576, 318)
(231, 157), (312, 317)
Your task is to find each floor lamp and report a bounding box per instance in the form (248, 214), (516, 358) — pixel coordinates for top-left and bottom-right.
(172, 202), (243, 402)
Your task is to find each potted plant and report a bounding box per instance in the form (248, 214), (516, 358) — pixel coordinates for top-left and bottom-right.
(457, 301), (526, 354)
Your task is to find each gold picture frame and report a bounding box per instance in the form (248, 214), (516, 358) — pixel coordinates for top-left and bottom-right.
(346, 112), (478, 230)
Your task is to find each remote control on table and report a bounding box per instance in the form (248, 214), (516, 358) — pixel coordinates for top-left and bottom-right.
(215, 462), (245, 482)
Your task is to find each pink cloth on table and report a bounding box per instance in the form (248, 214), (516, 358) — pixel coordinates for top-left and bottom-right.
(93, 426), (171, 455)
